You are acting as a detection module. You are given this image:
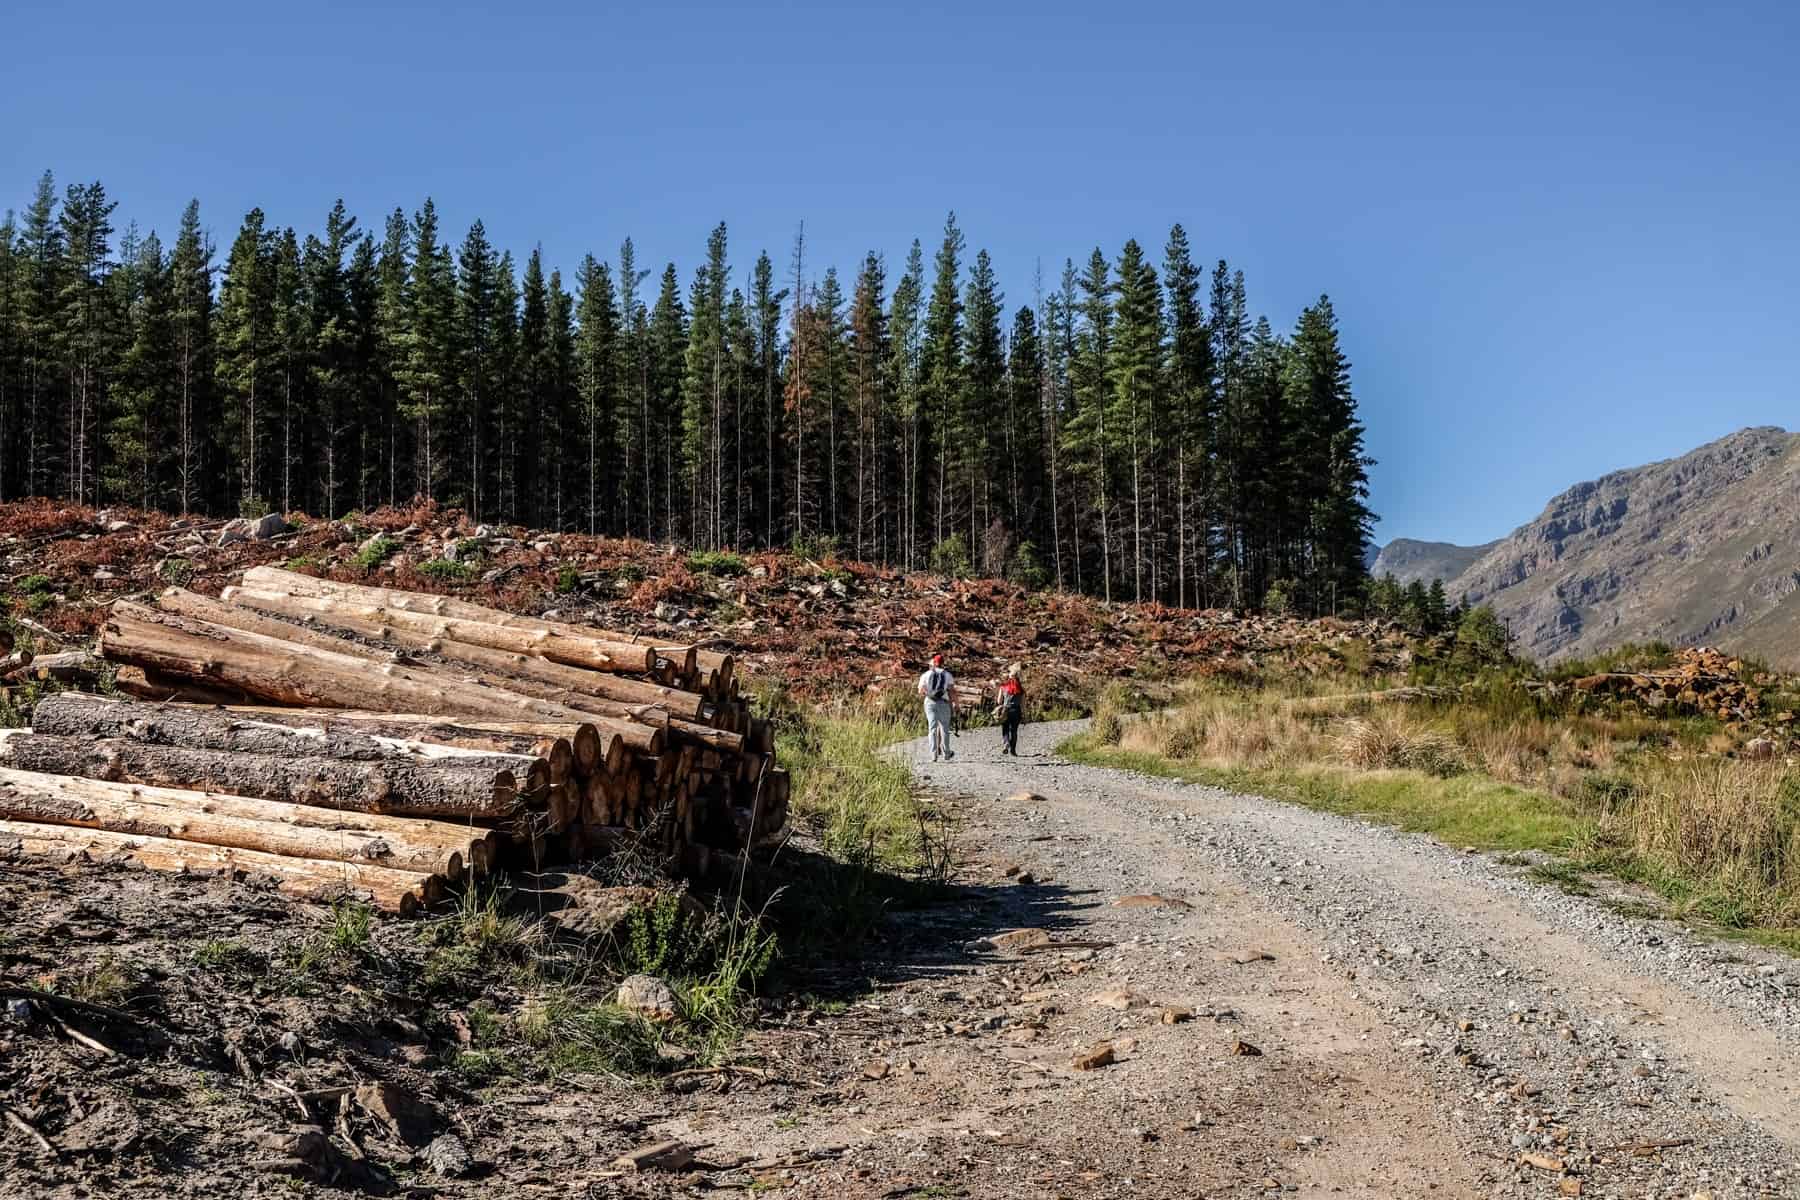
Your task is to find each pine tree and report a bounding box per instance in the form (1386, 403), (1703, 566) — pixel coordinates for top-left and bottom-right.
(920, 213), (963, 552)
(270, 227), (308, 513)
(574, 253), (620, 535)
(307, 201), (359, 517)
(747, 250), (785, 546)
(216, 208), (275, 510)
(1282, 296), (1374, 602)
(1109, 239), (1161, 602)
(1163, 225), (1212, 608)
(490, 251), (520, 517)
(399, 199), (454, 502)
(58, 180), (117, 502)
(373, 209), (410, 506)
(810, 264), (849, 539)
(168, 200), (214, 513)
(106, 229), (172, 507)
(516, 248), (551, 527)
(1066, 249), (1114, 599)
(0, 212), (17, 499)
(849, 252), (887, 560)
(645, 263), (686, 540)
(1005, 303), (1045, 568)
(961, 248), (1004, 557)
(885, 241), (924, 567)
(344, 233), (381, 514)
(680, 223), (728, 546)
(454, 219), (499, 517)
(546, 268), (578, 527)
(723, 286), (754, 546)
(617, 238), (651, 538)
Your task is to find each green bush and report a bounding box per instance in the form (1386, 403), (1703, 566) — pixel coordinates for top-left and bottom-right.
(687, 550), (747, 577)
(790, 531), (840, 562)
(929, 533), (972, 579)
(352, 535), (399, 570)
(555, 562), (581, 594)
(14, 574), (51, 595)
(1009, 540), (1050, 590)
(158, 558), (195, 587)
(418, 558), (477, 581)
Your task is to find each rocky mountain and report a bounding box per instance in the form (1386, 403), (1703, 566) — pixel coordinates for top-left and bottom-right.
(1433, 426), (1800, 666)
(1370, 538), (1497, 587)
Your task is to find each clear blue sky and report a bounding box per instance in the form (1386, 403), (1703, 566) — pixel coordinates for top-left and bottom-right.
(7, 0), (1796, 545)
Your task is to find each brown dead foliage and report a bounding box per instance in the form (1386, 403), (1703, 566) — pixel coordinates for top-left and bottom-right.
(0, 500), (1414, 706)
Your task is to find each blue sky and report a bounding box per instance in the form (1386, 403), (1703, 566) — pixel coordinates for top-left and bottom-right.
(6, 0), (1796, 545)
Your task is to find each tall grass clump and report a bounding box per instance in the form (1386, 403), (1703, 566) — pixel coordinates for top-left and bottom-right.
(1606, 761), (1800, 926)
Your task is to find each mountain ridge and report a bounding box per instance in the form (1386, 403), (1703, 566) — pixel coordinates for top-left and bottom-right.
(1390, 426), (1800, 665)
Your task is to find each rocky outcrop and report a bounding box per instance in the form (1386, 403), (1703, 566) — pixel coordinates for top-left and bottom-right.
(1369, 538), (1497, 587)
(1439, 426), (1800, 665)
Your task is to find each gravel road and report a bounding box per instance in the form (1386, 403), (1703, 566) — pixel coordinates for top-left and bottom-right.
(883, 718), (1800, 1198)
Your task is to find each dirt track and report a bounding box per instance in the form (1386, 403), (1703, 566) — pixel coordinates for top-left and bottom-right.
(655, 720), (1800, 1197)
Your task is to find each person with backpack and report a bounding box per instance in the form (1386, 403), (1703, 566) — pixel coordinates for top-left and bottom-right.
(917, 654), (956, 762)
(996, 663), (1025, 756)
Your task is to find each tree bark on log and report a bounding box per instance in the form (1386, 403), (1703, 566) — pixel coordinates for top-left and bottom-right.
(218, 587), (705, 717)
(0, 819), (439, 914)
(112, 665), (257, 706)
(207, 706), (598, 778)
(99, 603), (662, 753)
(238, 567), (660, 673)
(31, 693), (553, 782)
(0, 732), (527, 820)
(0, 767), (475, 880)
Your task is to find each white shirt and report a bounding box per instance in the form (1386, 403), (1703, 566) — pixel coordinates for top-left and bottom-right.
(917, 667), (955, 701)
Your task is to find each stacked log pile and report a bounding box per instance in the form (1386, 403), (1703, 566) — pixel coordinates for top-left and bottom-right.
(0, 567), (784, 914)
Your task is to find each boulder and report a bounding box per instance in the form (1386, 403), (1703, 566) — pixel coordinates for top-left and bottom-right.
(617, 974), (680, 1023)
(250, 512), (290, 540)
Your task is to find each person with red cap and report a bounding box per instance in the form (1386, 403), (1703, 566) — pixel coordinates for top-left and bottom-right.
(917, 653), (956, 762)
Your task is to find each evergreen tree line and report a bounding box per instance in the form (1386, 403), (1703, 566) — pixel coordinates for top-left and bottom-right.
(0, 174), (1376, 611)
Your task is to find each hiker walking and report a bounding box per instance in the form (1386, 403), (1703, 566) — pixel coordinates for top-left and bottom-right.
(996, 663), (1024, 756)
(918, 654), (956, 762)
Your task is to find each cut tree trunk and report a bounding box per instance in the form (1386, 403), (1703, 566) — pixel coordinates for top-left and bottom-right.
(0, 819), (440, 914)
(99, 603), (659, 752)
(0, 732), (528, 820)
(31, 693), (552, 781)
(217, 586), (705, 717)
(238, 567), (660, 673)
(0, 767), (476, 880)
(207, 706), (598, 777)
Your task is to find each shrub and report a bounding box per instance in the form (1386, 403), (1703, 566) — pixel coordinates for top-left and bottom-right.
(352, 535), (398, 570)
(555, 562), (581, 594)
(1332, 713), (1464, 777)
(790, 531), (840, 562)
(417, 558), (477, 581)
(1009, 540), (1050, 591)
(929, 533), (972, 580)
(687, 550), (747, 577)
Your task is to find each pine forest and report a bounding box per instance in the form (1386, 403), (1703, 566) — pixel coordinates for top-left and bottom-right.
(0, 173), (1376, 612)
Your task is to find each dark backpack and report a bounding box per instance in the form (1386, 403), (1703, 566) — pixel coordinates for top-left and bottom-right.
(926, 669), (950, 702)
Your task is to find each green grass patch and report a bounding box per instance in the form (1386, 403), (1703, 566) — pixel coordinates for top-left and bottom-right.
(1062, 735), (1588, 852)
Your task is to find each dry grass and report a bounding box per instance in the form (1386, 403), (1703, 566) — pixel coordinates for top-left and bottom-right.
(1090, 675), (1800, 936)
